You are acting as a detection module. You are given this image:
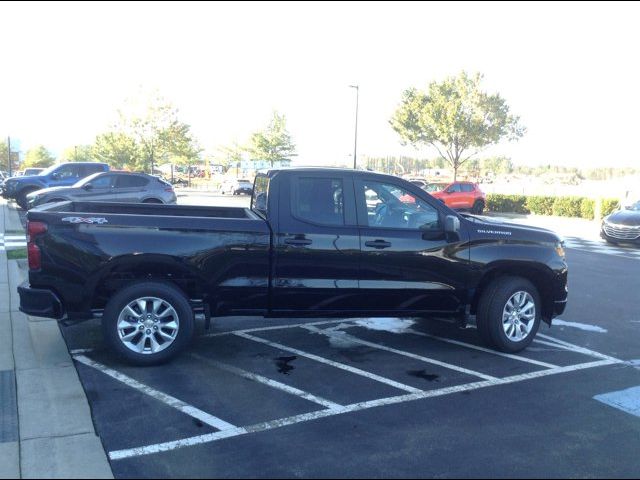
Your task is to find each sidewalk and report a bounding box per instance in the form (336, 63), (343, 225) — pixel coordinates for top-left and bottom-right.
(0, 199), (112, 479)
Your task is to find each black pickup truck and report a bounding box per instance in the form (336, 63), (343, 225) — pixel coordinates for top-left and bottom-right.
(19, 168), (568, 365)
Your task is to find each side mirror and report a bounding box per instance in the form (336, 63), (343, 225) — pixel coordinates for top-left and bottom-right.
(51, 172), (60, 180)
(444, 215), (460, 234)
(83, 183), (93, 190)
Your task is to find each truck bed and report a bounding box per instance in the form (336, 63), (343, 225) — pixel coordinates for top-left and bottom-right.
(33, 200), (257, 219)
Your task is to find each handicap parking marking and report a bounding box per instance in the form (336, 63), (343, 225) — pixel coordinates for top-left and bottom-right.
(68, 318), (628, 462)
(302, 325), (499, 381)
(594, 386), (640, 418)
(74, 355), (238, 431)
(107, 357), (620, 461)
(235, 331), (424, 394)
(190, 354), (343, 410)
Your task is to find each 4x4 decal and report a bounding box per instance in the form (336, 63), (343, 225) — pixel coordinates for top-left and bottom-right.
(61, 216), (109, 224)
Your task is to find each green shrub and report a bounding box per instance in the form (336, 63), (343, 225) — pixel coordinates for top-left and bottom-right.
(485, 194), (620, 219)
(601, 198), (620, 217)
(580, 198), (595, 220)
(526, 195), (555, 215)
(552, 196), (583, 217)
(486, 194), (529, 214)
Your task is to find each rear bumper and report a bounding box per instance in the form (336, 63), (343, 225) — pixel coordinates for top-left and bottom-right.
(18, 281), (64, 319)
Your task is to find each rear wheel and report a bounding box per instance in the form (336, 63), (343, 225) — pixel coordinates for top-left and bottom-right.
(102, 281), (195, 365)
(476, 276), (541, 353)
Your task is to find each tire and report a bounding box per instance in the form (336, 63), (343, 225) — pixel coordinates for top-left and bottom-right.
(102, 281), (195, 365)
(17, 188), (38, 209)
(472, 200), (485, 214)
(476, 276), (541, 353)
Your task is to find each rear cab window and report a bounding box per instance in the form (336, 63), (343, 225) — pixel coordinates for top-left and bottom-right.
(251, 175), (270, 218)
(291, 177), (345, 226)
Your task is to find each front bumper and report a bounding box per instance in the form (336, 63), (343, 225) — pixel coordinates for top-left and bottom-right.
(600, 227), (640, 245)
(18, 281), (64, 319)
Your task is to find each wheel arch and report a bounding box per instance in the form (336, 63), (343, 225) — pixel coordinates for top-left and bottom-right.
(88, 254), (209, 311)
(470, 262), (555, 324)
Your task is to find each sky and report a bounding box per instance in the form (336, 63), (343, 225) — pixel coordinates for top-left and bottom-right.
(1, 1), (639, 168)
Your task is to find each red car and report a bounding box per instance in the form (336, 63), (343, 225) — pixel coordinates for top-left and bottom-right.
(431, 181), (486, 214)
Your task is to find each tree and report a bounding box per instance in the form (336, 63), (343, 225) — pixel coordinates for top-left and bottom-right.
(246, 111), (297, 167)
(23, 145), (55, 168)
(118, 91), (201, 174)
(92, 132), (140, 170)
(390, 72), (525, 180)
(61, 145), (94, 162)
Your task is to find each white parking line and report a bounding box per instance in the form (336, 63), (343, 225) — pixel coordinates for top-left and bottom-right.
(303, 325), (498, 381)
(74, 355), (239, 431)
(108, 358), (619, 460)
(535, 334), (622, 362)
(203, 318), (352, 338)
(235, 332), (423, 394)
(191, 354), (343, 410)
(404, 329), (560, 369)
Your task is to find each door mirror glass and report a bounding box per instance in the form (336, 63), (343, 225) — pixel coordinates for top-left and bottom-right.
(444, 215), (460, 233)
(83, 183), (93, 190)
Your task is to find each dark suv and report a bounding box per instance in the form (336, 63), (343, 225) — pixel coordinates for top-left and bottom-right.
(2, 162), (109, 208)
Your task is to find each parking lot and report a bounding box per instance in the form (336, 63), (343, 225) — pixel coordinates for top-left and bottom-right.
(10, 195), (640, 478)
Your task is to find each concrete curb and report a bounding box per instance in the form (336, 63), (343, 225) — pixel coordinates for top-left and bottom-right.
(0, 199), (113, 479)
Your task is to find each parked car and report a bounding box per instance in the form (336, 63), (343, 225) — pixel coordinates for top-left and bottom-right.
(19, 168), (567, 365)
(26, 172), (177, 209)
(2, 162), (109, 209)
(600, 199), (640, 245)
(431, 181), (486, 214)
(221, 179), (253, 195)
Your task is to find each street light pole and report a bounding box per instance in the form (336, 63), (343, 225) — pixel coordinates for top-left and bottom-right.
(349, 85), (359, 169)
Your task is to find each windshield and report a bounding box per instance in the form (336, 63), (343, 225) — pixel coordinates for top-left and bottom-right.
(425, 183), (446, 192)
(627, 200), (640, 211)
(39, 164), (60, 176)
(73, 172), (103, 187)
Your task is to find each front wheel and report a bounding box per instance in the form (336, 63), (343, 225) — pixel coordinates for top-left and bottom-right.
(472, 200), (485, 214)
(476, 276), (541, 353)
(17, 188), (38, 209)
(102, 281), (195, 365)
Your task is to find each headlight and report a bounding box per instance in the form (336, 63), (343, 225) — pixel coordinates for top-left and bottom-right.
(555, 241), (565, 259)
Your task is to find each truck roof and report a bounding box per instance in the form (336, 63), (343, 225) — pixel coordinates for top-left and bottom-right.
(259, 167), (402, 181)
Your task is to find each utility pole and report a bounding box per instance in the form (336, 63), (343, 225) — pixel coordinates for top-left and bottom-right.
(349, 85), (359, 169)
(74, 145), (78, 161)
(7, 136), (11, 176)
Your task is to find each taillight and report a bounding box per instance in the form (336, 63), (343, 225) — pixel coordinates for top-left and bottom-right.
(27, 221), (47, 270)
(164, 187), (174, 193)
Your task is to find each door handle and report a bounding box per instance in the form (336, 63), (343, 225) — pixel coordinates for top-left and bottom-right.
(284, 236), (312, 247)
(365, 240), (392, 249)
